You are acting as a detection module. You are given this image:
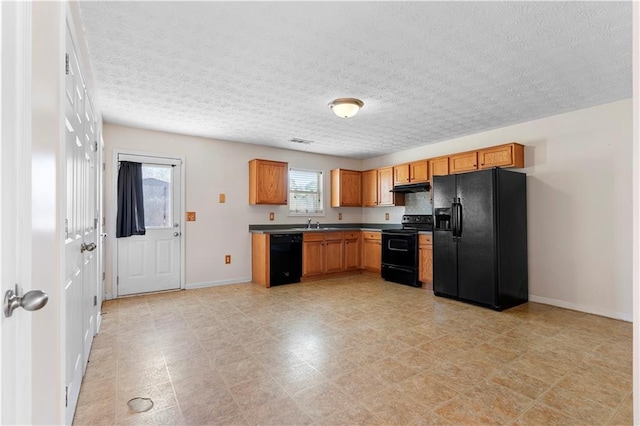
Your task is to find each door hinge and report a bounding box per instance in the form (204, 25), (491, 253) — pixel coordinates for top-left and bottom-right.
(102, 271), (105, 281)
(94, 141), (98, 151)
(65, 219), (69, 239)
(116, 276), (119, 286)
(102, 163), (106, 171)
(65, 386), (68, 407)
(94, 217), (98, 229)
(65, 53), (69, 75)
(93, 295), (97, 306)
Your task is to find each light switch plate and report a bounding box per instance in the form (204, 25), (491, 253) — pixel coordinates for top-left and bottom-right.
(269, 212), (275, 221)
(385, 213), (390, 221)
(338, 212), (342, 220)
(219, 193), (226, 203)
(186, 211), (196, 221)
(225, 255), (231, 264)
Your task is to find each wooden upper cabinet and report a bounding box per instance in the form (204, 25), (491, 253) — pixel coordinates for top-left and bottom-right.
(394, 161), (428, 184)
(362, 170), (378, 207)
(249, 159), (288, 205)
(428, 156), (449, 183)
(449, 151), (478, 174)
(331, 169), (362, 207)
(478, 143), (525, 169)
(410, 160), (429, 183)
(378, 167), (404, 206)
(393, 164), (410, 185)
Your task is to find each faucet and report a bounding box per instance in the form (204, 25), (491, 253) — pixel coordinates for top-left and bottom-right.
(316, 221), (320, 229)
(307, 218), (312, 229)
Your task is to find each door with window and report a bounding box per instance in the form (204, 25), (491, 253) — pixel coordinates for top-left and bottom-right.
(116, 155), (182, 296)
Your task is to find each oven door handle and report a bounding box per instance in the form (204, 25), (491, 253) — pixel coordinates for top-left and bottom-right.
(385, 265), (414, 273)
(388, 247), (409, 252)
(384, 231), (413, 236)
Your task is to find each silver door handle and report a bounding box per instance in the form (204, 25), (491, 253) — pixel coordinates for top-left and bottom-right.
(3, 284), (48, 317)
(81, 242), (97, 252)
(173, 232), (181, 237)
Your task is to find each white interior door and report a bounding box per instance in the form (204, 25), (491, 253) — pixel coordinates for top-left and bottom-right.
(117, 156), (182, 296)
(64, 23), (98, 424)
(1, 2), (33, 424)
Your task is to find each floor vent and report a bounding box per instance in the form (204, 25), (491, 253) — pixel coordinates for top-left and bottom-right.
(127, 397), (154, 413)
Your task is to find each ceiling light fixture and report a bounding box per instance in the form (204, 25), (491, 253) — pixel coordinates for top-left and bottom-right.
(328, 98), (364, 119)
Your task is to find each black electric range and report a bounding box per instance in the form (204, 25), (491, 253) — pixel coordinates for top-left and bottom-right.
(381, 215), (433, 287)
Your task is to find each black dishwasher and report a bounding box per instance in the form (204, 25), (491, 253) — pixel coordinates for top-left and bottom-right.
(270, 234), (302, 286)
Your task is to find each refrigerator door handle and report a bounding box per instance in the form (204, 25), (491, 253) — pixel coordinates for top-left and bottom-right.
(451, 201), (458, 241)
(456, 199), (463, 238)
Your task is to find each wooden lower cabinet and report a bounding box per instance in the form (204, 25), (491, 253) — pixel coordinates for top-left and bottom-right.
(325, 235), (345, 273)
(344, 231), (361, 270)
(418, 234), (433, 289)
(302, 236), (325, 276)
(361, 231), (382, 274)
(302, 232), (345, 277)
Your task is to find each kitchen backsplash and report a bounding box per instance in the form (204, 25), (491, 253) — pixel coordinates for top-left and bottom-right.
(404, 192), (433, 214)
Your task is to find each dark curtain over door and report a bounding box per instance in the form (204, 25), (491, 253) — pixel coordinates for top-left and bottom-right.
(116, 161), (146, 238)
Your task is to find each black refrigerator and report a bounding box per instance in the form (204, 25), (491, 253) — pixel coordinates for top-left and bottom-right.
(432, 168), (528, 310)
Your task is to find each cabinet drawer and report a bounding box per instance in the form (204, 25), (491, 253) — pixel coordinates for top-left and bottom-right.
(303, 233), (325, 242)
(419, 234), (432, 245)
(344, 231), (360, 240)
(362, 231), (381, 241)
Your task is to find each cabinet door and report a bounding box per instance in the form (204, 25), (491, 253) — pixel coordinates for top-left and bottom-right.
(332, 169), (362, 207)
(419, 234), (433, 287)
(362, 238), (381, 273)
(340, 170), (362, 206)
(393, 164), (410, 185)
(478, 143), (524, 169)
(249, 159), (288, 205)
(362, 170), (378, 207)
(302, 240), (324, 276)
(377, 167), (395, 206)
(325, 238), (344, 272)
(344, 234), (360, 270)
(410, 161), (429, 183)
(428, 157), (449, 183)
(449, 151), (478, 174)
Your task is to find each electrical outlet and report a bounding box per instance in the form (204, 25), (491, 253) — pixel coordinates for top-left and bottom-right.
(219, 193), (226, 203)
(225, 255), (231, 264)
(338, 212), (343, 220)
(385, 213), (390, 221)
(186, 211), (196, 221)
(269, 212), (275, 221)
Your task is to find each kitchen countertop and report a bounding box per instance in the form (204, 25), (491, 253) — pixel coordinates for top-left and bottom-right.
(249, 223), (402, 234)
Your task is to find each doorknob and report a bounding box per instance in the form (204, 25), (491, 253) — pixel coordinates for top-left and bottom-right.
(3, 284), (48, 317)
(173, 232), (181, 237)
(81, 242), (97, 252)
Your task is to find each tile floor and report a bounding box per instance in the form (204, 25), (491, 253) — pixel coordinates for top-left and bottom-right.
(73, 275), (633, 425)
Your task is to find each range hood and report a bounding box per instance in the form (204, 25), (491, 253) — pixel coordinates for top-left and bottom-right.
(390, 182), (431, 193)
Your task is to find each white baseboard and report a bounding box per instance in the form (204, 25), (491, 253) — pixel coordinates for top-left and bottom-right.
(186, 277), (252, 290)
(96, 312), (102, 333)
(529, 294), (632, 322)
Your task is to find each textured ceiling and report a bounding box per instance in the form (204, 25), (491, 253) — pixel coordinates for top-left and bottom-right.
(78, 1), (632, 159)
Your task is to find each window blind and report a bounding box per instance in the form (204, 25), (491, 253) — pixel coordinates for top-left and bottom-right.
(289, 168), (324, 215)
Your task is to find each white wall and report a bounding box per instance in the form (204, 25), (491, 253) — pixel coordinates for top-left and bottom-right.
(363, 99), (633, 321)
(102, 124), (362, 295)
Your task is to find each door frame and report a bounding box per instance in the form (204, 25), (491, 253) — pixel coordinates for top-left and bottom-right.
(111, 149), (186, 298)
